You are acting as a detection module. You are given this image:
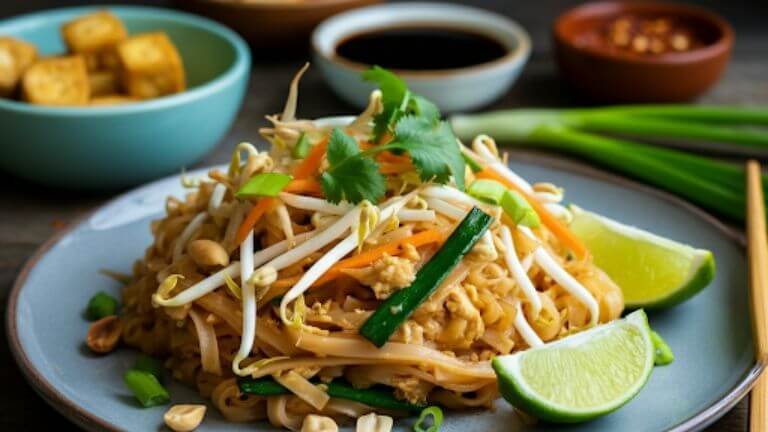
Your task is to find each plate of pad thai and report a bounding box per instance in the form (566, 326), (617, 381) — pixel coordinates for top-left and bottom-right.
(7, 66), (761, 432)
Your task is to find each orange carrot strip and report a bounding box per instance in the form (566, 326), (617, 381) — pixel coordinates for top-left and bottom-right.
(292, 138), (328, 179)
(283, 178), (323, 196)
(315, 229), (444, 285)
(265, 229), (445, 301)
(475, 169), (588, 258)
(379, 161), (414, 175)
(235, 197), (274, 245)
(378, 151), (410, 164)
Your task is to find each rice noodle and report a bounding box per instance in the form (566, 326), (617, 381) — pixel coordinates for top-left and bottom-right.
(275, 371), (330, 411)
(189, 308), (222, 375)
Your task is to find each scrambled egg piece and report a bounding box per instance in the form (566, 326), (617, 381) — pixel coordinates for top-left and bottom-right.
(343, 251), (417, 299)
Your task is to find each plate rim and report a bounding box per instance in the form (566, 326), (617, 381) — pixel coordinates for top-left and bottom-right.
(5, 153), (761, 432)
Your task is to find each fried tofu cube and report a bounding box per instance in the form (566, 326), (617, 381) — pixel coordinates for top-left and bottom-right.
(90, 94), (137, 106)
(117, 32), (185, 99)
(62, 11), (127, 53)
(62, 11), (127, 71)
(0, 37), (38, 97)
(88, 70), (119, 96)
(22, 56), (89, 106)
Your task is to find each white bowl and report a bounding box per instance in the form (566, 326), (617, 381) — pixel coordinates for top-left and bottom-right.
(312, 2), (531, 113)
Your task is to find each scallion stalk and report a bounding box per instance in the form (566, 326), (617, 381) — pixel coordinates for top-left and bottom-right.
(238, 378), (425, 412)
(134, 355), (165, 383)
(451, 107), (768, 222)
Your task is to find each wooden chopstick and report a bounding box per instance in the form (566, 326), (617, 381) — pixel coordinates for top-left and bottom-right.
(747, 160), (768, 432)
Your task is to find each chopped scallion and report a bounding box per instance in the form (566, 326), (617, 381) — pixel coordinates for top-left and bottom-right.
(501, 189), (540, 228)
(467, 179), (506, 204)
(236, 173), (293, 199)
(85, 291), (118, 321)
(124, 369), (170, 408)
(414, 406), (444, 432)
(292, 133), (311, 159)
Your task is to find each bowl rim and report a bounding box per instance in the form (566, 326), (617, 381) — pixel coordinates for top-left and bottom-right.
(553, 0), (734, 66)
(187, 0), (380, 11)
(311, 2), (531, 79)
(0, 4), (251, 116)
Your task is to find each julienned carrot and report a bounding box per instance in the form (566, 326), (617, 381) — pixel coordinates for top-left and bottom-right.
(262, 229), (445, 302)
(316, 229), (444, 285)
(283, 178), (323, 195)
(292, 138), (328, 179)
(235, 197), (275, 245)
(475, 168), (589, 259)
(379, 161), (414, 175)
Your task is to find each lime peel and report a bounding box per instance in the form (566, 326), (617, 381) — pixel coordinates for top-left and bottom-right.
(568, 205), (715, 309)
(493, 310), (654, 423)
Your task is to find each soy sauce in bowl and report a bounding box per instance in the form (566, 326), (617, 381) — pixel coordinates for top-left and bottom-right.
(335, 26), (510, 71)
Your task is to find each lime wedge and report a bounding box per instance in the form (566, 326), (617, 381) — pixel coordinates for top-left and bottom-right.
(569, 206), (715, 309)
(493, 310), (654, 423)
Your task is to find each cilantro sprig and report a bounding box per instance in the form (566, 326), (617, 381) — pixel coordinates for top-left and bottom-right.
(320, 67), (466, 204)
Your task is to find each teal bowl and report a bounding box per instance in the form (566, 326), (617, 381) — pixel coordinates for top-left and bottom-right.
(0, 6), (250, 189)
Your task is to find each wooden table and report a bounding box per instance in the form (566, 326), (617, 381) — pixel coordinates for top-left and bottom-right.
(0, 0), (765, 430)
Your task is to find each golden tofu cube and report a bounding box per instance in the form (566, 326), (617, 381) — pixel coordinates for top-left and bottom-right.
(0, 37), (38, 97)
(117, 32), (185, 99)
(22, 56), (89, 106)
(90, 94), (137, 106)
(62, 11), (127, 54)
(88, 70), (119, 96)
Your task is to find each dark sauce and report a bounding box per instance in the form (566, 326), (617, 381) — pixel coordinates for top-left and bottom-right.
(335, 26), (509, 70)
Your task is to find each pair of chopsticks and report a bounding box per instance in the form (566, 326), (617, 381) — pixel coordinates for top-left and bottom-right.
(747, 160), (768, 431)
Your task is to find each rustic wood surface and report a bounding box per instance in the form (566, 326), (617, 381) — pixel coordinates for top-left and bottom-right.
(0, 0), (765, 430)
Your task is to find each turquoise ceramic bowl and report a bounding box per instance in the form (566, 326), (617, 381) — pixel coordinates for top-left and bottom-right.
(0, 6), (250, 189)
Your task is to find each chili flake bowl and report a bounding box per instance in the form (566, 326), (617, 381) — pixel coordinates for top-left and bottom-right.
(553, 1), (733, 103)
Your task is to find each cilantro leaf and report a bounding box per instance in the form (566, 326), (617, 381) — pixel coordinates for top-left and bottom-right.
(363, 66), (409, 139)
(320, 128), (386, 204)
(409, 95), (440, 124)
(388, 116), (466, 191)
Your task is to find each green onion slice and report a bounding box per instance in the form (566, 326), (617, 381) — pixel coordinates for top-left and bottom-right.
(85, 291), (118, 321)
(501, 189), (540, 228)
(236, 173), (293, 199)
(467, 179), (540, 227)
(124, 369), (170, 408)
(467, 179), (506, 204)
(292, 133), (312, 159)
(360, 207), (492, 346)
(414, 406), (444, 432)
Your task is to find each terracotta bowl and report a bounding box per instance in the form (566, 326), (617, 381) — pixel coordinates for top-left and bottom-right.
(177, 0), (383, 51)
(553, 1), (733, 103)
